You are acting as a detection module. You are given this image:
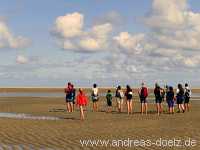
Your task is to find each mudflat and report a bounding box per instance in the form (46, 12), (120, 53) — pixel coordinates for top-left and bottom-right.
(0, 96), (199, 150)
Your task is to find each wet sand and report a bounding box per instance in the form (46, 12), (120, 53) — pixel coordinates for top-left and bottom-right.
(0, 96), (199, 150)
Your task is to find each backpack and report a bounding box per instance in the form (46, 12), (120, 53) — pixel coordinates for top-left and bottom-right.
(141, 87), (148, 98)
(185, 89), (190, 98)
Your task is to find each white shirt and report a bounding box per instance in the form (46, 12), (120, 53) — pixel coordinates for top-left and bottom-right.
(92, 88), (98, 96)
(185, 87), (192, 97)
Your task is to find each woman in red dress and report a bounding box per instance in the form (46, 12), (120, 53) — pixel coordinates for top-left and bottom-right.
(76, 88), (88, 120)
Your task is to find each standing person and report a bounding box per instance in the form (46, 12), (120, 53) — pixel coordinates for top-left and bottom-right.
(176, 84), (185, 113)
(91, 83), (99, 112)
(125, 85), (133, 115)
(154, 83), (163, 115)
(64, 82), (73, 112)
(106, 90), (112, 113)
(76, 88), (88, 120)
(115, 85), (124, 113)
(138, 83), (148, 115)
(184, 83), (192, 112)
(160, 87), (166, 102)
(166, 86), (175, 114)
(71, 84), (76, 112)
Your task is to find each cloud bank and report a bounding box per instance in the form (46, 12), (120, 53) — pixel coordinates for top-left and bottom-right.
(0, 20), (29, 49)
(52, 12), (113, 52)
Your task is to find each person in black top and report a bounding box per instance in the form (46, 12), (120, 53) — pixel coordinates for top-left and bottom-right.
(184, 83), (191, 112)
(154, 83), (163, 115)
(176, 84), (185, 113)
(125, 85), (133, 115)
(166, 86), (175, 114)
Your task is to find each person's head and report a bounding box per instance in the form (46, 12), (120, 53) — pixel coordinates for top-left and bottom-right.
(67, 82), (71, 86)
(79, 88), (83, 94)
(141, 82), (145, 87)
(71, 84), (74, 88)
(117, 85), (121, 90)
(169, 86), (173, 92)
(108, 89), (111, 93)
(185, 83), (188, 87)
(126, 85), (131, 90)
(178, 83), (182, 89)
(93, 83), (97, 88)
(155, 83), (159, 88)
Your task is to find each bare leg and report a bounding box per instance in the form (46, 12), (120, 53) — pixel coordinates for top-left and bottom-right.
(156, 103), (160, 115)
(93, 102), (95, 112)
(160, 103), (163, 113)
(185, 103), (190, 112)
(80, 106), (84, 120)
(145, 103), (148, 115)
(66, 103), (68, 112)
(69, 102), (73, 112)
(181, 104), (185, 112)
(177, 104), (181, 112)
(130, 101), (133, 114)
(67, 102), (71, 112)
(141, 103), (144, 115)
(96, 102), (98, 112)
(187, 103), (190, 112)
(131, 100), (133, 114)
(121, 100), (123, 113)
(127, 101), (130, 115)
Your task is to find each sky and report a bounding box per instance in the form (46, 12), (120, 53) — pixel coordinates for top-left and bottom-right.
(0, 0), (200, 87)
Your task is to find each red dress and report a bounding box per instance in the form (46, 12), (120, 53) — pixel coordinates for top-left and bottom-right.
(76, 93), (88, 106)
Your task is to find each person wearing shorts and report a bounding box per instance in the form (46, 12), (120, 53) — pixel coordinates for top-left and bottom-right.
(106, 90), (112, 113)
(125, 85), (133, 115)
(166, 86), (175, 114)
(91, 83), (99, 112)
(138, 83), (148, 115)
(176, 84), (185, 113)
(154, 83), (163, 115)
(184, 83), (191, 112)
(115, 85), (124, 113)
(65, 82), (73, 112)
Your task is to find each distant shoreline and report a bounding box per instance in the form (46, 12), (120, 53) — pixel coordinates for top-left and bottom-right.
(0, 87), (200, 93)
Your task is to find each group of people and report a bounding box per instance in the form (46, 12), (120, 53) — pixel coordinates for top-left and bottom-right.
(64, 82), (192, 120)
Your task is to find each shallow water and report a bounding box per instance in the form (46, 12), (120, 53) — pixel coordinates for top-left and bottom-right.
(0, 112), (60, 120)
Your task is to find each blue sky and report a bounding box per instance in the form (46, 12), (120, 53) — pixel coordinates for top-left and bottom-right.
(0, 0), (200, 87)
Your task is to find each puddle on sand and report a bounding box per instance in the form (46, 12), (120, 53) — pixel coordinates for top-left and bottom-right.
(0, 112), (60, 120)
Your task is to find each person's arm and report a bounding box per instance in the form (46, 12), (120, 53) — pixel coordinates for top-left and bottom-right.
(138, 88), (141, 96)
(173, 92), (176, 101)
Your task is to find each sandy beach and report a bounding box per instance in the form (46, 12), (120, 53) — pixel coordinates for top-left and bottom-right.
(0, 91), (199, 150)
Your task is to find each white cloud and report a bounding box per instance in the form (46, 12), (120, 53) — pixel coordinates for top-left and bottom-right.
(53, 12), (112, 52)
(16, 55), (28, 64)
(48, 0), (200, 86)
(54, 12), (83, 38)
(79, 38), (100, 50)
(79, 23), (112, 50)
(145, 0), (187, 29)
(113, 0), (200, 71)
(63, 40), (77, 49)
(114, 32), (144, 54)
(0, 21), (29, 49)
